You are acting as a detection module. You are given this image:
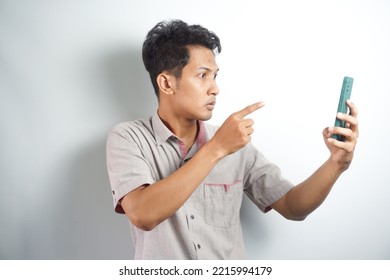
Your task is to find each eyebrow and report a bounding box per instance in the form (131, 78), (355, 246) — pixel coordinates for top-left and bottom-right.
(198, 66), (219, 73)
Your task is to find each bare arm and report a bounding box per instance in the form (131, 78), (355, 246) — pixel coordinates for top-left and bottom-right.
(121, 102), (264, 231)
(272, 100), (359, 220)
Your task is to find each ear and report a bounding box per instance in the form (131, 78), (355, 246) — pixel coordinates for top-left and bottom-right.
(156, 72), (176, 96)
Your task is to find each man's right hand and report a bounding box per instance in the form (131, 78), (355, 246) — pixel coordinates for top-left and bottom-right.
(209, 102), (265, 158)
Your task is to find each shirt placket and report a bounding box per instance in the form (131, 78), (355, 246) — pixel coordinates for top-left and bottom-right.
(179, 141), (203, 259)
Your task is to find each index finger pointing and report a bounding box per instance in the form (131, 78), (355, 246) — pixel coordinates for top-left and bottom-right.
(235, 102), (265, 119)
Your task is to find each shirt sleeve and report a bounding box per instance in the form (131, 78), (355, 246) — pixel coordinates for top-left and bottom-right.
(243, 143), (294, 213)
(106, 123), (155, 214)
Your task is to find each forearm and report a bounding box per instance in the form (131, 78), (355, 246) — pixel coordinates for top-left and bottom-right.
(283, 157), (344, 220)
(280, 102), (358, 220)
(122, 140), (222, 230)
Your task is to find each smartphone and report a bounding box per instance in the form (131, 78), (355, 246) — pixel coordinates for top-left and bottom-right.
(332, 76), (354, 141)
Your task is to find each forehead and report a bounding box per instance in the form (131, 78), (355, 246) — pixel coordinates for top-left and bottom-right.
(185, 45), (218, 71)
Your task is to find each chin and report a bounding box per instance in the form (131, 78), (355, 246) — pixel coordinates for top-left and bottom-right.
(199, 112), (213, 121)
(189, 108), (213, 121)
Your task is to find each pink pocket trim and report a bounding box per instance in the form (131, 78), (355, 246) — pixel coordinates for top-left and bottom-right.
(205, 179), (242, 192)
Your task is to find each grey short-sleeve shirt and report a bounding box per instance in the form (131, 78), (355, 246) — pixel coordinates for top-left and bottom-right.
(106, 113), (294, 259)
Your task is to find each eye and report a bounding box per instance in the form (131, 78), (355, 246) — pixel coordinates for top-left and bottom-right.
(213, 73), (218, 79)
(199, 73), (206, 78)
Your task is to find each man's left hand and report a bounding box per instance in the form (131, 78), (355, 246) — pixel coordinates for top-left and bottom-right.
(323, 100), (359, 171)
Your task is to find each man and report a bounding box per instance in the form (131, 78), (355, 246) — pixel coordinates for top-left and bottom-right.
(106, 19), (358, 259)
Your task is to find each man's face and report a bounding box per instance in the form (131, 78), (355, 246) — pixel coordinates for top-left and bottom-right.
(170, 45), (219, 121)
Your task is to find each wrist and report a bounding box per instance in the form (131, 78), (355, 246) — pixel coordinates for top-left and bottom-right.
(202, 138), (226, 162)
(328, 155), (350, 174)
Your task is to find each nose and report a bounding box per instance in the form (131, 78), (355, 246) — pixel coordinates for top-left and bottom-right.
(208, 80), (219, 96)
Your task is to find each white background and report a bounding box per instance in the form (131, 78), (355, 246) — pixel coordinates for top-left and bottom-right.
(1, 0), (389, 259)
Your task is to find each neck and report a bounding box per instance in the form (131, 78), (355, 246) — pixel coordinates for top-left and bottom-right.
(157, 108), (199, 149)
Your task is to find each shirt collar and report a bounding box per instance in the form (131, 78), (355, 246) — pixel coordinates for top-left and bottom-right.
(152, 112), (207, 149)
(152, 112), (174, 146)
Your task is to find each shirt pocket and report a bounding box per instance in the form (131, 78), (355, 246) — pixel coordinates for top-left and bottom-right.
(204, 180), (243, 228)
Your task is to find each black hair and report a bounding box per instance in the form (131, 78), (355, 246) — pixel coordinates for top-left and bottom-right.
(142, 19), (221, 97)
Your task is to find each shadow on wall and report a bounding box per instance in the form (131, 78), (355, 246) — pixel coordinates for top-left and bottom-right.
(48, 139), (134, 259)
(48, 48), (156, 259)
(103, 47), (157, 121)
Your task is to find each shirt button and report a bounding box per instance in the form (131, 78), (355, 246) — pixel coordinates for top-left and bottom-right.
(190, 215), (195, 220)
(197, 244), (201, 249)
